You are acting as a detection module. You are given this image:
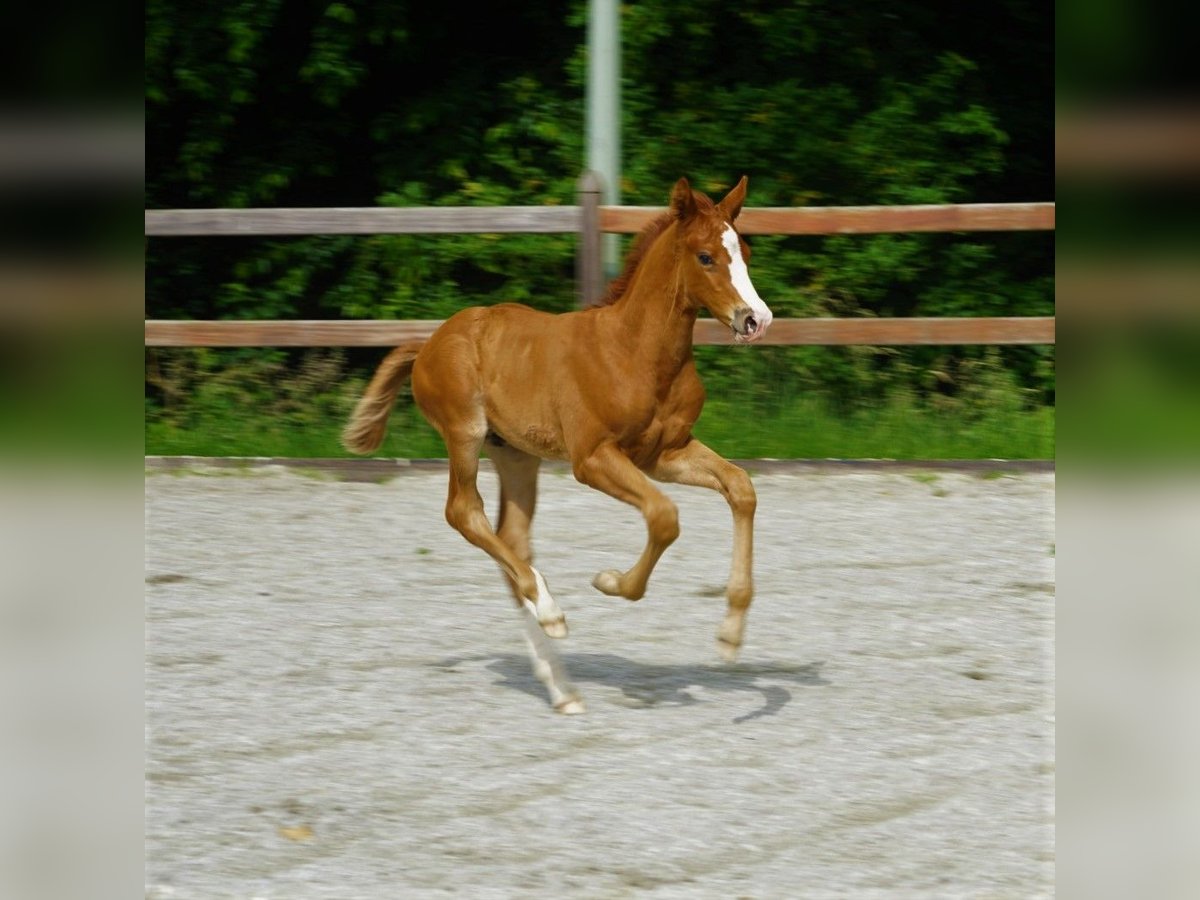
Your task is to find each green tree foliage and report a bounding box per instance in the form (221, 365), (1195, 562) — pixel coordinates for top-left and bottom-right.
(146, 0), (1052, 450)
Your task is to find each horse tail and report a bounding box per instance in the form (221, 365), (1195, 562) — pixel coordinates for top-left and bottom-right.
(342, 343), (421, 454)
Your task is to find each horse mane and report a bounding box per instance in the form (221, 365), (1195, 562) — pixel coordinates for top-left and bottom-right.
(587, 191), (717, 308)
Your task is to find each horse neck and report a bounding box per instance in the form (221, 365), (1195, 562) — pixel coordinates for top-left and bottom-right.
(607, 223), (696, 373)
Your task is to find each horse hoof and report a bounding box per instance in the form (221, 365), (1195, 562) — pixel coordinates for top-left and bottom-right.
(716, 637), (741, 663)
(717, 615), (745, 661)
(555, 697), (586, 715)
(541, 616), (568, 639)
(592, 569), (624, 597)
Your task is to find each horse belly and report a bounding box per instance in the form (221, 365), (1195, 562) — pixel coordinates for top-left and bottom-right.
(513, 425), (569, 459)
(488, 406), (569, 460)
(458, 305), (567, 460)
(482, 359), (570, 460)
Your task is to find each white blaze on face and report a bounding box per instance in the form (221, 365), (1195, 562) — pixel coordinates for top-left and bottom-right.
(722, 225), (773, 339)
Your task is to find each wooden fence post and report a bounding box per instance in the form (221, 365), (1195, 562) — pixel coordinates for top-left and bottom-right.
(576, 170), (604, 307)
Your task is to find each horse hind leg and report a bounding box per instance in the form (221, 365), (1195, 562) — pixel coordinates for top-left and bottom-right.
(487, 444), (581, 709)
(443, 433), (563, 628)
(519, 602), (584, 714)
(443, 432), (581, 713)
(488, 442), (567, 638)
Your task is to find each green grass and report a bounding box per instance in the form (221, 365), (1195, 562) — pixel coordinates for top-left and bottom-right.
(145, 402), (447, 458)
(693, 393), (1053, 459)
(145, 346), (1054, 460)
(146, 391), (1053, 460)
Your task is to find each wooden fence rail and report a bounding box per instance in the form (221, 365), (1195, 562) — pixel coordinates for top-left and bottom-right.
(144, 205), (583, 236)
(145, 177), (1054, 347)
(144, 201), (1053, 237)
(145, 317), (1054, 348)
(600, 202), (1054, 235)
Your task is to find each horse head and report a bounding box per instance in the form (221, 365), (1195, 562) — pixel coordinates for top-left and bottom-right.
(669, 176), (774, 343)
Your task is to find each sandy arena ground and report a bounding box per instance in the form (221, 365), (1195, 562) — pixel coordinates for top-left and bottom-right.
(145, 462), (1055, 898)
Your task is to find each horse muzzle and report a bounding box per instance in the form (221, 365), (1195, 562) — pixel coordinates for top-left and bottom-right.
(732, 305), (773, 344)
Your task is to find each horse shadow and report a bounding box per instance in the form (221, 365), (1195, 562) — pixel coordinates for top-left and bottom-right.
(430, 651), (829, 723)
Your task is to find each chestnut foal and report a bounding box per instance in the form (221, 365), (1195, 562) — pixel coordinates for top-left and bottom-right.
(344, 177), (773, 713)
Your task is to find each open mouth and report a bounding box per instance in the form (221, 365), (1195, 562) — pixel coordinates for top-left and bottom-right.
(732, 311), (770, 344)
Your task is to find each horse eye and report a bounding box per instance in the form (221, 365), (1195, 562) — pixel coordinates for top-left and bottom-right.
(698, 253), (713, 266)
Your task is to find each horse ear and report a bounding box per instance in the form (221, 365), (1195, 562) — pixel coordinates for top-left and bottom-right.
(717, 175), (749, 221)
(670, 177), (697, 220)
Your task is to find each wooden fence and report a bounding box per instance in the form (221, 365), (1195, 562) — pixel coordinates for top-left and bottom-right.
(145, 173), (1054, 348)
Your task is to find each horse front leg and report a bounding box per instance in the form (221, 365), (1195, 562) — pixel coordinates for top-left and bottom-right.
(573, 442), (680, 601)
(653, 439), (757, 661)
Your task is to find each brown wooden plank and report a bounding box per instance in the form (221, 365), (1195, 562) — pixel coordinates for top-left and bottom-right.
(144, 320), (445, 347)
(694, 317), (1055, 345)
(145, 206), (582, 236)
(146, 317), (1055, 348)
(599, 202), (1055, 234)
(146, 201), (1056, 237)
